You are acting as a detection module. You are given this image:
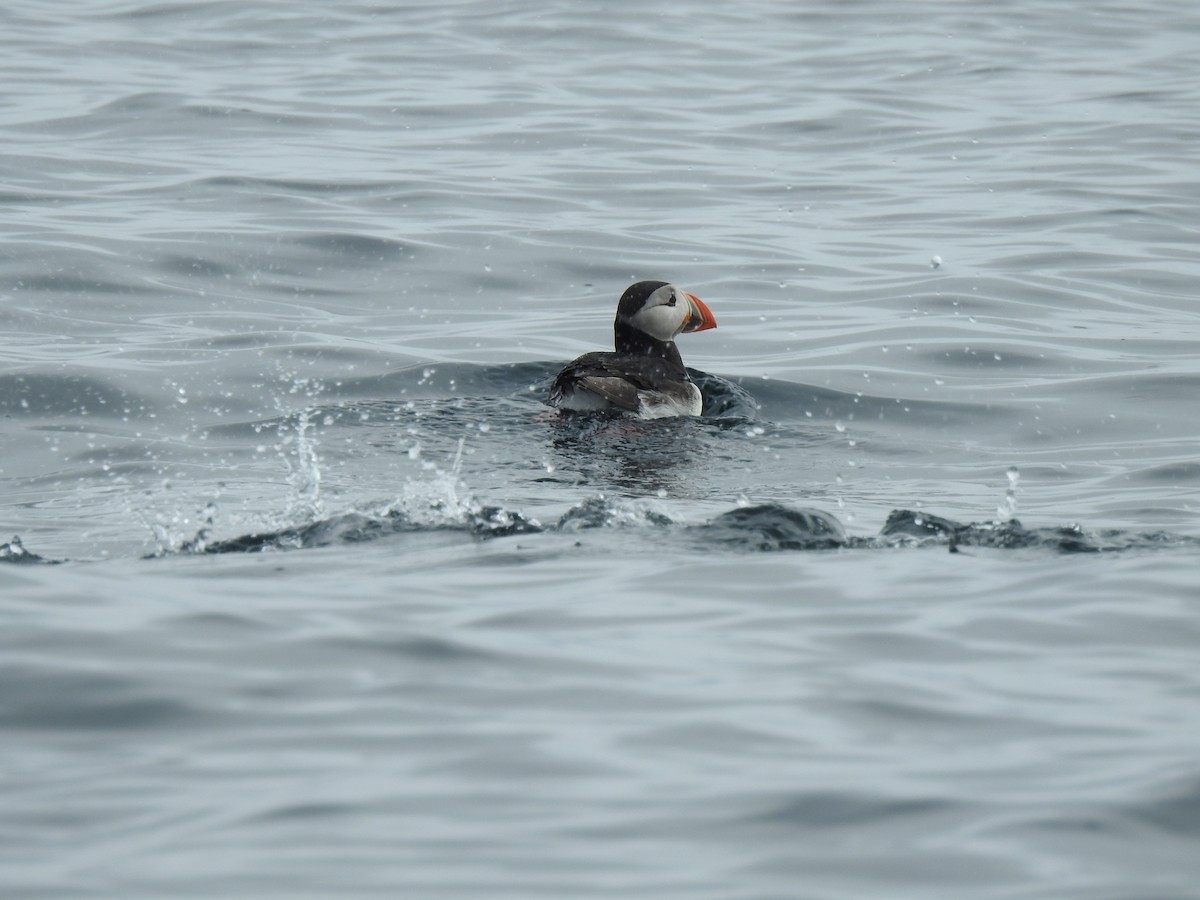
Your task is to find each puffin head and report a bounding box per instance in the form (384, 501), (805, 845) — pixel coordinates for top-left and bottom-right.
(615, 281), (717, 343)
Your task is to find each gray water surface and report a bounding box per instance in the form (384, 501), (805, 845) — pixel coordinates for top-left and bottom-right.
(3, 1), (1199, 897)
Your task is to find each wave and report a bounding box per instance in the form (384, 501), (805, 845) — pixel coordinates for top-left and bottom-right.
(326, 360), (1010, 429)
(5, 362), (1194, 566)
(5, 496), (1195, 567)
(321, 361), (762, 421)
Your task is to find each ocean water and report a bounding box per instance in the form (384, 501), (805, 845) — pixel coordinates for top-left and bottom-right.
(3, 0), (1200, 897)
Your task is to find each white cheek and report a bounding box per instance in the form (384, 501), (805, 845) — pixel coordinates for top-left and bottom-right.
(633, 305), (683, 341)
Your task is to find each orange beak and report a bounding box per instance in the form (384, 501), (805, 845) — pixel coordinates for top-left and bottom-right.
(681, 291), (717, 333)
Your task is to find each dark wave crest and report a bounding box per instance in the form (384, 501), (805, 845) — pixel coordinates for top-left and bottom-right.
(878, 509), (1195, 554)
(6, 501), (1195, 566)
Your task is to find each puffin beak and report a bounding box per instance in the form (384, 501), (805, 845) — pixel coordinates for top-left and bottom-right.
(681, 292), (717, 333)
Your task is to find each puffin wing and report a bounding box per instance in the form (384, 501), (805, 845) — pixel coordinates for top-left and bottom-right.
(566, 375), (643, 412)
(549, 353), (664, 413)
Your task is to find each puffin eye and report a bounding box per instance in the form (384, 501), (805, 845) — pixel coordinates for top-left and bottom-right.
(666, 292), (677, 307)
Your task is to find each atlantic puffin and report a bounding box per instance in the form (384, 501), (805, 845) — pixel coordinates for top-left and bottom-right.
(547, 281), (717, 418)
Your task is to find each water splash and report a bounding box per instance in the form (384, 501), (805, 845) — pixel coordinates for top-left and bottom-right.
(996, 465), (1020, 523)
(144, 501), (219, 557)
(141, 389), (324, 556)
(278, 409), (323, 524)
